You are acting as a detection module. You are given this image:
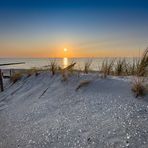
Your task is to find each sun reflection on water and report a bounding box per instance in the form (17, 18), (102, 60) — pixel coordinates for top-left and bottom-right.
(63, 57), (68, 68)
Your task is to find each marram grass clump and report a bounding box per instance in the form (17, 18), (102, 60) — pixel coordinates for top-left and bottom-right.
(10, 73), (23, 84)
(136, 48), (148, 76)
(84, 60), (92, 74)
(49, 60), (58, 76)
(23, 67), (42, 77)
(131, 77), (146, 98)
(114, 59), (127, 76)
(100, 59), (115, 78)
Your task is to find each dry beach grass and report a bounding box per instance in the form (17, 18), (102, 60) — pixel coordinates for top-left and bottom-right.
(8, 48), (148, 97)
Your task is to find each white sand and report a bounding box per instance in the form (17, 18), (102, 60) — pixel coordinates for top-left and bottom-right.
(0, 72), (148, 148)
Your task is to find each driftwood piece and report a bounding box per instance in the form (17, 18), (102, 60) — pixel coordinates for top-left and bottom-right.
(61, 63), (76, 81)
(63, 63), (76, 71)
(75, 80), (91, 91)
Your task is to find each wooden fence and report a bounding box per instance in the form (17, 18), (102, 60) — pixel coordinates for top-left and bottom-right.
(0, 62), (25, 92)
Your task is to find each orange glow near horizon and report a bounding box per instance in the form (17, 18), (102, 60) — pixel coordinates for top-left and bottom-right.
(0, 48), (143, 58)
(0, 39), (144, 58)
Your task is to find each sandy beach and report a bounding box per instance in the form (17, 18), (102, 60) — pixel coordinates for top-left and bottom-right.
(1, 0), (148, 147)
(0, 71), (148, 148)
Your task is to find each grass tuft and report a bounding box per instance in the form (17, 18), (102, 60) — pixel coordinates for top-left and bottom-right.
(100, 59), (115, 78)
(10, 73), (23, 83)
(49, 60), (58, 76)
(136, 48), (148, 76)
(84, 60), (92, 74)
(127, 59), (139, 76)
(114, 59), (127, 76)
(131, 77), (145, 98)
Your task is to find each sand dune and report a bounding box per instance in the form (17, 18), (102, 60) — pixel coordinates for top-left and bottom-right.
(0, 72), (148, 148)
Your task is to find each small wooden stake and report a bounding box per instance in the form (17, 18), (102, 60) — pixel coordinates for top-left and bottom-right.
(0, 69), (4, 92)
(10, 69), (12, 77)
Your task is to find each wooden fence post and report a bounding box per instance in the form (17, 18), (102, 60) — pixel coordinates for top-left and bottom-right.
(0, 62), (25, 92)
(10, 69), (12, 77)
(0, 69), (4, 92)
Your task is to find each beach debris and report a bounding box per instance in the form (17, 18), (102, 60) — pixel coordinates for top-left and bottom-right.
(35, 72), (40, 76)
(39, 87), (49, 99)
(87, 137), (92, 145)
(61, 62), (76, 81)
(75, 80), (91, 91)
(63, 62), (76, 71)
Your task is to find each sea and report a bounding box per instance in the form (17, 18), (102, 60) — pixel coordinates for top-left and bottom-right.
(0, 58), (138, 71)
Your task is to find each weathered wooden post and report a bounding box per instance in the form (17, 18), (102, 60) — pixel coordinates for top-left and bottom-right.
(0, 69), (4, 92)
(0, 62), (25, 92)
(10, 69), (12, 77)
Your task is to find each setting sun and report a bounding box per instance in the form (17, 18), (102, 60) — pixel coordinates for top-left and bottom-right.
(64, 48), (68, 52)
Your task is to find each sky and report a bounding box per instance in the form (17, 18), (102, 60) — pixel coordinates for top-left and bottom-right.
(0, 0), (148, 58)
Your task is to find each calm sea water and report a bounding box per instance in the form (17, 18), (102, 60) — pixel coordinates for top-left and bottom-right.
(0, 58), (138, 71)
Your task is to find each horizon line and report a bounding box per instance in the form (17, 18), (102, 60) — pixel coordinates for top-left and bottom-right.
(0, 56), (141, 59)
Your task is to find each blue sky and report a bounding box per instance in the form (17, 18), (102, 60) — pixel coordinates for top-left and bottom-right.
(0, 0), (148, 57)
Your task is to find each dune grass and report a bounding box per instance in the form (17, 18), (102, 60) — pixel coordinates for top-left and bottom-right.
(25, 67), (40, 77)
(131, 77), (146, 97)
(136, 48), (148, 76)
(10, 68), (41, 83)
(124, 48), (148, 76)
(126, 59), (139, 76)
(10, 72), (23, 83)
(84, 60), (92, 74)
(98, 48), (148, 77)
(114, 59), (128, 76)
(130, 48), (148, 97)
(49, 60), (58, 76)
(5, 48), (148, 99)
(100, 59), (115, 78)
